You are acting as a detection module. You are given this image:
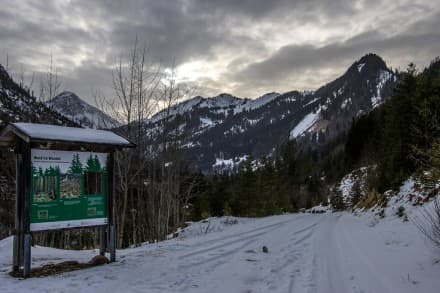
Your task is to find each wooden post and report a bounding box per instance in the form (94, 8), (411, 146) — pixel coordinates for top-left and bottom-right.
(18, 142), (25, 273)
(12, 143), (22, 273)
(22, 143), (31, 278)
(108, 152), (116, 262)
(99, 226), (106, 256)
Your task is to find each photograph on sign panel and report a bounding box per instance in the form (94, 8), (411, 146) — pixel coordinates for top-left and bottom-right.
(32, 166), (59, 202)
(60, 174), (81, 199)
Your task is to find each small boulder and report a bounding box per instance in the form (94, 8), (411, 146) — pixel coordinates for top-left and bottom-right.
(262, 246), (269, 253)
(88, 255), (110, 266)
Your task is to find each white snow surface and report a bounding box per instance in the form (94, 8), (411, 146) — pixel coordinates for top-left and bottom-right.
(10, 123), (132, 146)
(234, 92), (280, 114)
(371, 70), (393, 108)
(290, 110), (320, 139)
(338, 167), (371, 202)
(2, 205), (440, 292)
(357, 63), (366, 72)
(149, 93), (279, 124)
(213, 157), (234, 167)
(341, 98), (352, 109)
(212, 155), (248, 170)
(199, 117), (215, 128)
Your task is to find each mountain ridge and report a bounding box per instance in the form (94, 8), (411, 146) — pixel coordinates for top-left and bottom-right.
(0, 53), (398, 174)
(141, 53), (398, 173)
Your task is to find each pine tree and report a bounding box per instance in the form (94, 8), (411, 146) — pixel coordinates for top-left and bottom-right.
(68, 153), (83, 174)
(86, 154), (101, 172)
(330, 191), (345, 211)
(378, 65), (418, 191)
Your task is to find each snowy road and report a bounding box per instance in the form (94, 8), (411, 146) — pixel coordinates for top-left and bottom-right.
(1, 212), (439, 292)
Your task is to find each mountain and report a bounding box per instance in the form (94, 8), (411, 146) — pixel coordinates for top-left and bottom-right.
(142, 53), (398, 173)
(47, 91), (120, 129)
(0, 65), (77, 129)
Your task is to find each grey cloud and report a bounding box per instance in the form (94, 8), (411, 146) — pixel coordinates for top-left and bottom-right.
(0, 0), (439, 104)
(231, 12), (440, 94)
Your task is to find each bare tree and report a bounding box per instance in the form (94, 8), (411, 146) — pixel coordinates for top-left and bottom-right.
(107, 38), (164, 247)
(18, 64), (35, 96)
(97, 38), (198, 248)
(39, 54), (61, 104)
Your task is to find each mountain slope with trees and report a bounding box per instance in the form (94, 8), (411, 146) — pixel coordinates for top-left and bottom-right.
(189, 57), (440, 219)
(141, 54), (398, 173)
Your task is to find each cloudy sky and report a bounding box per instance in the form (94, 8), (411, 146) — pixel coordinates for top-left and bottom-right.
(1, 0), (439, 105)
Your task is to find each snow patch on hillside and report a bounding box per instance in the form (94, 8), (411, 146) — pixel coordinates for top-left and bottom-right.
(341, 98), (352, 109)
(234, 92), (280, 114)
(200, 117), (215, 127)
(149, 96), (204, 123)
(290, 110), (320, 139)
(212, 155), (248, 173)
(199, 94), (242, 109)
(371, 70), (393, 108)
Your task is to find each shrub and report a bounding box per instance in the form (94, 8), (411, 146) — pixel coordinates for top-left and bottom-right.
(414, 197), (440, 247)
(396, 206), (406, 218)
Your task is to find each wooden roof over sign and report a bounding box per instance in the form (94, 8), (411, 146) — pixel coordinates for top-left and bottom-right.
(0, 123), (135, 149)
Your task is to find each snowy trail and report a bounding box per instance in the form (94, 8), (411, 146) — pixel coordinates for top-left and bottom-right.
(1, 212), (439, 292)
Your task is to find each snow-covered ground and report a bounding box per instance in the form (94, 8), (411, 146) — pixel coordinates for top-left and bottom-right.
(1, 211), (439, 293)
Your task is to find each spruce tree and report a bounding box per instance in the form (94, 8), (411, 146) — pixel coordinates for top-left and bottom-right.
(68, 153), (83, 174)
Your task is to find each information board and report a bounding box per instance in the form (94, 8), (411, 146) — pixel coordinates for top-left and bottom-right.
(30, 149), (108, 231)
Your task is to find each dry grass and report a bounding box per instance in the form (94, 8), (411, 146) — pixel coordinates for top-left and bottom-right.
(355, 189), (388, 210)
(9, 255), (109, 278)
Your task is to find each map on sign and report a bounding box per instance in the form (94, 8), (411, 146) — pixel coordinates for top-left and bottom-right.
(30, 149), (108, 231)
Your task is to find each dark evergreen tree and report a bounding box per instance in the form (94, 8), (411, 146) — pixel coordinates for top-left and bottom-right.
(68, 153), (83, 174)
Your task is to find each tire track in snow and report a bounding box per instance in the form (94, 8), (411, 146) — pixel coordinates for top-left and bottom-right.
(311, 213), (347, 293)
(286, 216), (326, 293)
(178, 216), (324, 293)
(178, 215), (306, 260)
(271, 220), (321, 274)
(338, 215), (395, 293)
(178, 216), (321, 270)
(305, 213), (395, 293)
(183, 214), (308, 252)
(259, 215), (325, 293)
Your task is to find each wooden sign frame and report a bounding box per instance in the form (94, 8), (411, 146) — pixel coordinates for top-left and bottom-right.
(0, 123), (135, 278)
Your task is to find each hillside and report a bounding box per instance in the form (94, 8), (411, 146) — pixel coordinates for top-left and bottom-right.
(0, 66), (78, 129)
(0, 64), (78, 239)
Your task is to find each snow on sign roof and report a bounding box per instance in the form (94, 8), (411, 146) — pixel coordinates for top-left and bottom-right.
(0, 123), (135, 148)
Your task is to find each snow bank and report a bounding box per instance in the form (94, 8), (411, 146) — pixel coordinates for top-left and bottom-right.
(306, 204), (329, 213)
(177, 217), (245, 239)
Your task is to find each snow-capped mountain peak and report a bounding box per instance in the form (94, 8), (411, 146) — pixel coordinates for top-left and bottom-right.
(47, 92), (120, 129)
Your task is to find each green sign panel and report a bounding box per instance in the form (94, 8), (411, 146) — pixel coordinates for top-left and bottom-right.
(30, 149), (108, 231)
